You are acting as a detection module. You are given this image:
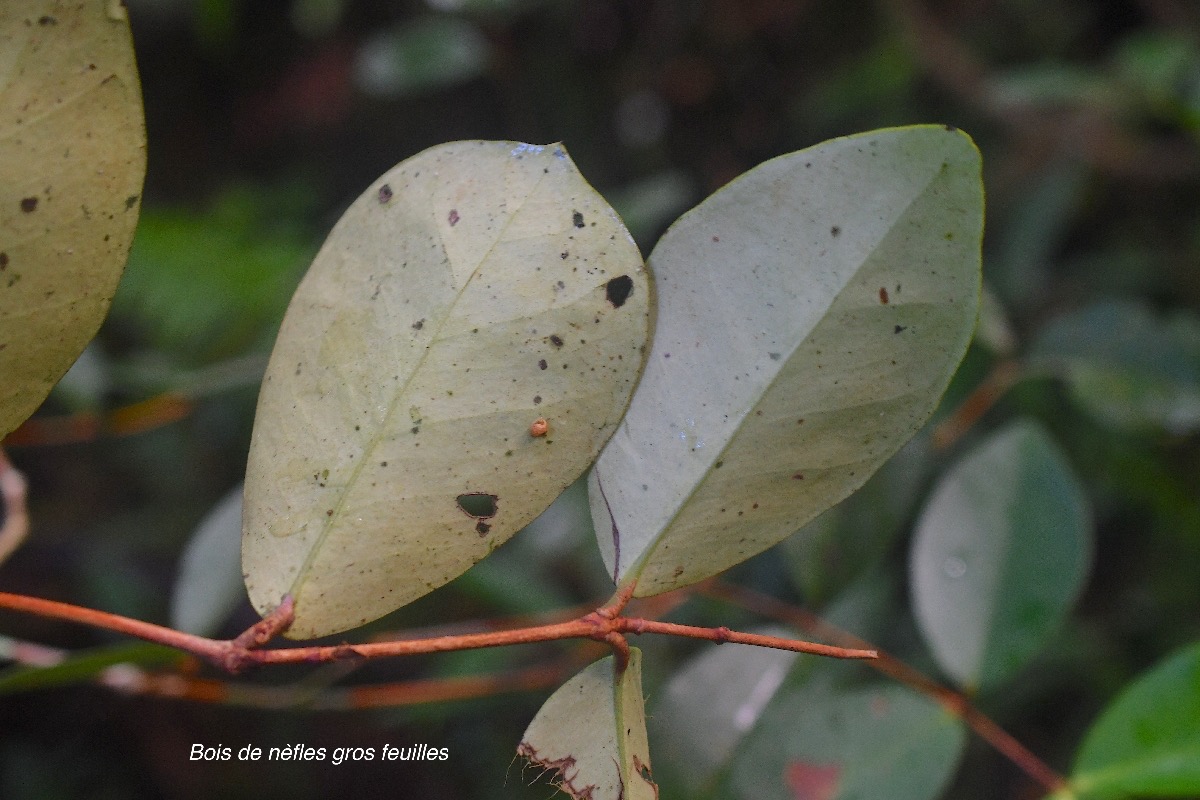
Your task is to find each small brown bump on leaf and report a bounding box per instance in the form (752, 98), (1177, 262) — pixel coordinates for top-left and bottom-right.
(377, 183), (393, 203)
(830, 225), (841, 236)
(573, 211), (585, 228)
(530, 418), (549, 437)
(550, 334), (564, 348)
(793, 472), (804, 480)
(19, 197), (37, 213)
(879, 286), (889, 304)
(448, 208), (460, 226)
(124, 195), (139, 210)
(412, 318), (425, 330)
(538, 359), (548, 370)
(475, 520), (491, 535)
(0, 252), (8, 269)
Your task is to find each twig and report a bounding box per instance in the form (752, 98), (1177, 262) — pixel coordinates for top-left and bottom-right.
(0, 589), (875, 676)
(931, 359), (1022, 450)
(701, 582), (1069, 795)
(0, 449), (30, 567)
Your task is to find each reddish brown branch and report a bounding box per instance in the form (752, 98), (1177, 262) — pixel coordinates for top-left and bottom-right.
(0, 588), (874, 678)
(932, 359), (1022, 450)
(701, 582), (1068, 794)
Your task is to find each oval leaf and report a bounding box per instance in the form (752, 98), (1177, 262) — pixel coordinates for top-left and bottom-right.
(730, 684), (967, 800)
(910, 420), (1091, 691)
(518, 649), (657, 800)
(1069, 641), (1200, 800)
(589, 125), (982, 596)
(0, 1), (146, 437)
(242, 141), (650, 638)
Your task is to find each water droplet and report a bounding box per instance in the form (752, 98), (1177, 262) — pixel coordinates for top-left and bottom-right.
(942, 556), (967, 579)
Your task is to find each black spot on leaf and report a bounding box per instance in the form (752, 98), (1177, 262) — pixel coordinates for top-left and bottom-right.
(572, 211), (585, 228)
(605, 275), (634, 308)
(549, 334), (564, 348)
(378, 184), (393, 203)
(20, 197), (37, 213)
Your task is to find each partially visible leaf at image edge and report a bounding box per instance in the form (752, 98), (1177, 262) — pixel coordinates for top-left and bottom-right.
(1063, 641), (1200, 800)
(0, 1), (146, 437)
(242, 141), (650, 638)
(590, 125), (983, 597)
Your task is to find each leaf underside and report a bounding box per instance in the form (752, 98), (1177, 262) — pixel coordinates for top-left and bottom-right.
(518, 650), (657, 800)
(590, 125), (983, 597)
(241, 141), (650, 638)
(0, 0), (146, 437)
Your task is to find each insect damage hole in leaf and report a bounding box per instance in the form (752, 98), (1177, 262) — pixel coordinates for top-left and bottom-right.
(456, 492), (498, 518)
(240, 140), (650, 638)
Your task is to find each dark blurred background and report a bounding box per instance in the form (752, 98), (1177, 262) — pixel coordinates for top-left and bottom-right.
(2, 0), (1199, 798)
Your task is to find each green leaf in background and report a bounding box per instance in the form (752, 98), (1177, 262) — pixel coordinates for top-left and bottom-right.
(113, 184), (316, 362)
(170, 484), (245, 636)
(519, 649), (657, 800)
(0, 0), (146, 437)
(0, 642), (179, 695)
(910, 419), (1092, 692)
(1064, 641), (1200, 800)
(242, 141), (650, 638)
(353, 16), (490, 98)
(1030, 299), (1200, 435)
(589, 125), (983, 598)
(729, 683), (966, 800)
(651, 628), (799, 795)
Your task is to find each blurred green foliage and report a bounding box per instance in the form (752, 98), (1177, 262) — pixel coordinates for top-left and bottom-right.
(3, 1), (1200, 799)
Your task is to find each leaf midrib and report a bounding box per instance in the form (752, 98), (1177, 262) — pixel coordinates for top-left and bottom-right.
(286, 168), (548, 600)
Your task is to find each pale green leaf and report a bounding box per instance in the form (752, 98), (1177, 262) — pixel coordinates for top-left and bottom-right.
(589, 125), (982, 597)
(729, 683), (966, 800)
(911, 420), (1091, 691)
(1069, 641), (1200, 800)
(242, 141), (650, 638)
(170, 484), (246, 636)
(518, 649), (657, 800)
(0, 1), (146, 437)
(651, 627), (799, 795)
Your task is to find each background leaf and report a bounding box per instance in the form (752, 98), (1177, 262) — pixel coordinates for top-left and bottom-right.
(1029, 299), (1200, 435)
(242, 140), (650, 638)
(589, 125), (983, 597)
(169, 484), (245, 637)
(518, 649), (657, 800)
(1066, 641), (1200, 800)
(910, 419), (1092, 691)
(650, 627), (799, 795)
(0, 0), (146, 437)
(728, 683), (966, 800)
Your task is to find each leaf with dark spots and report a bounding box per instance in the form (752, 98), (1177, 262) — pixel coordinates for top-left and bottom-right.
(242, 141), (650, 638)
